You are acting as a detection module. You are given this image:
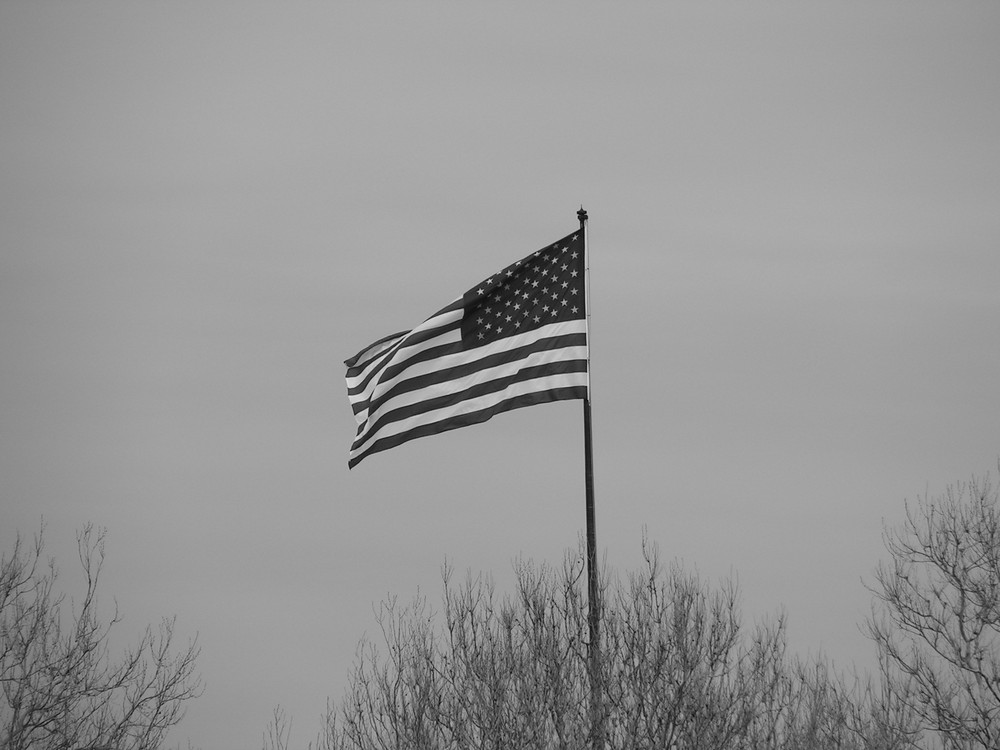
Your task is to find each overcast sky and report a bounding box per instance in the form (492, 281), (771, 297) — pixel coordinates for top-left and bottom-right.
(2, 3), (999, 748)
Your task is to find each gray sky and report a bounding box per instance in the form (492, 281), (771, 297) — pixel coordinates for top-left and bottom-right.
(2, 3), (999, 748)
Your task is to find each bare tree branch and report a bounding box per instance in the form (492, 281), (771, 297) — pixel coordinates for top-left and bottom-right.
(867, 465), (1000, 749)
(1, 523), (202, 750)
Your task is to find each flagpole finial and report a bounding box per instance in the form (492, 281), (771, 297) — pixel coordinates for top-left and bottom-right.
(577, 206), (588, 226)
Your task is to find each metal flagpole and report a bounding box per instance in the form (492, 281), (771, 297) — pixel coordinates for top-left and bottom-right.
(578, 207), (602, 748)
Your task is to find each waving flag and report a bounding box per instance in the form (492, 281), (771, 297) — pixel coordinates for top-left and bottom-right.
(345, 230), (588, 468)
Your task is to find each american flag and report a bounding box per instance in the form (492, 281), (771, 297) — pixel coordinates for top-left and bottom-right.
(345, 229), (588, 468)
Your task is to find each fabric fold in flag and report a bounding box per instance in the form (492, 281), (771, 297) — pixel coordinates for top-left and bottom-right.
(345, 229), (588, 468)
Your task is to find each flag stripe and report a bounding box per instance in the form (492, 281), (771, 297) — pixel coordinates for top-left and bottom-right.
(344, 335), (408, 425)
(345, 308), (463, 393)
(345, 317), (462, 425)
(345, 334), (406, 390)
(345, 329), (409, 370)
(348, 382), (588, 469)
(353, 346), (588, 451)
(351, 319), (584, 428)
(369, 335), (587, 419)
(368, 325), (586, 415)
(347, 328), (462, 425)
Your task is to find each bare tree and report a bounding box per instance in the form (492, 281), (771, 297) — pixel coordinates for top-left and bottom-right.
(601, 545), (771, 749)
(334, 557), (593, 750)
(263, 705), (293, 750)
(1, 523), (202, 750)
(601, 543), (884, 750)
(842, 652), (924, 750)
(867, 467), (1000, 749)
(303, 541), (892, 750)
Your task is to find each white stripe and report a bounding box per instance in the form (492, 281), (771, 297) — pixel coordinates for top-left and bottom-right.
(349, 333), (406, 373)
(356, 343), (588, 444)
(363, 318), (585, 404)
(345, 311), (463, 426)
(345, 308), (462, 392)
(348, 325), (462, 426)
(349, 369), (588, 461)
(354, 318), (587, 430)
(345, 334), (407, 426)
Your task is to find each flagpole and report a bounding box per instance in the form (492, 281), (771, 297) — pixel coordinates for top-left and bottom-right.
(579, 207), (602, 747)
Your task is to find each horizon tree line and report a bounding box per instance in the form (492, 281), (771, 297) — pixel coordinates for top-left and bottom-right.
(3, 465), (999, 749)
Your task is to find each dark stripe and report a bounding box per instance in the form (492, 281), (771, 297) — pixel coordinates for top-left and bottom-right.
(350, 328), (583, 416)
(346, 337), (406, 402)
(396, 307), (463, 349)
(368, 331), (587, 416)
(348, 337), (463, 405)
(352, 358), (588, 452)
(345, 298), (462, 376)
(377, 337), (464, 390)
(346, 334), (403, 380)
(348, 385), (588, 468)
(344, 330), (408, 369)
(346, 316), (462, 398)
